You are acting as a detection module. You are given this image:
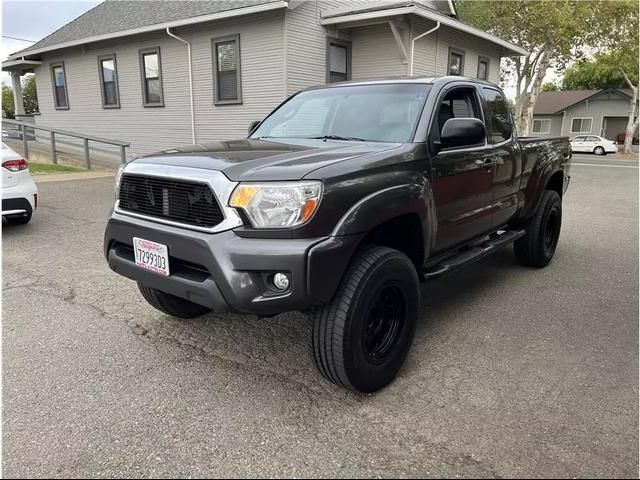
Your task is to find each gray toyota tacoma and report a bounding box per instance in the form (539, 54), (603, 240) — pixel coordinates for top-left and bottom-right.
(104, 76), (571, 393)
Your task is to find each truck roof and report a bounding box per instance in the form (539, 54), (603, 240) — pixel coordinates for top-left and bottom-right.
(304, 75), (500, 91)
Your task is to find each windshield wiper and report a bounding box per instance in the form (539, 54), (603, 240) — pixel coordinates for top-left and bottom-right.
(310, 135), (367, 142)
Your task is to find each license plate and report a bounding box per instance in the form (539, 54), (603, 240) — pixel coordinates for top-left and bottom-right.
(133, 237), (170, 277)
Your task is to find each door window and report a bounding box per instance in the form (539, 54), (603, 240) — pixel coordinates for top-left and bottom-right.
(482, 88), (512, 143)
(432, 87), (482, 145)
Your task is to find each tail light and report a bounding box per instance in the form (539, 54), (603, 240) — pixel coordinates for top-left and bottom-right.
(2, 159), (29, 172)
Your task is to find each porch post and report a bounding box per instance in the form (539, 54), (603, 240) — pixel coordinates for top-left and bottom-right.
(10, 71), (25, 116)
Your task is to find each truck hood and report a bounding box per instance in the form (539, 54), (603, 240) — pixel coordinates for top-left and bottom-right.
(132, 138), (401, 181)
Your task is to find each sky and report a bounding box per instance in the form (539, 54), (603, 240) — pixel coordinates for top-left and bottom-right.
(1, 0), (102, 84)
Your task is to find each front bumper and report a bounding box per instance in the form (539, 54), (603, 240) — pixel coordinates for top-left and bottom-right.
(104, 211), (362, 315)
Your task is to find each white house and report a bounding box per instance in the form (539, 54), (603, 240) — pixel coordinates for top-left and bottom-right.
(3, 0), (527, 156)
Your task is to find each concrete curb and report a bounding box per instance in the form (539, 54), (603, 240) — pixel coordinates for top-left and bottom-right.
(33, 171), (115, 183)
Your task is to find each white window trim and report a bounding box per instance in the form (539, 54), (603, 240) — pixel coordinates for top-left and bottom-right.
(212, 34), (242, 105)
(570, 117), (593, 134)
(532, 118), (551, 134)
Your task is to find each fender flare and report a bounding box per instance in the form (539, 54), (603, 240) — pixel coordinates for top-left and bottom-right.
(522, 165), (564, 220)
(332, 182), (437, 263)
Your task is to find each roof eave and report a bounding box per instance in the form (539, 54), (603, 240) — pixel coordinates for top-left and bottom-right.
(541, 88), (633, 115)
(1, 58), (42, 73)
(321, 4), (528, 57)
(8, 0), (288, 60)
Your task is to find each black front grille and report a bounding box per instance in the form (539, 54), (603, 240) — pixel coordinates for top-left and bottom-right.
(118, 174), (224, 228)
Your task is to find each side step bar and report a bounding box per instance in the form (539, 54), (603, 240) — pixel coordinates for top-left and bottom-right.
(422, 229), (525, 281)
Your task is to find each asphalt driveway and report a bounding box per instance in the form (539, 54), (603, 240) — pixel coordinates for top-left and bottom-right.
(2, 156), (638, 478)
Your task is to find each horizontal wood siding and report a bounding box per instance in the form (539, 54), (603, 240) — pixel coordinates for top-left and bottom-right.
(182, 10), (285, 145)
(411, 17), (438, 76)
(285, 0), (356, 95)
(434, 25), (501, 83)
(33, 10), (284, 156)
(562, 95), (635, 137)
(351, 23), (408, 79)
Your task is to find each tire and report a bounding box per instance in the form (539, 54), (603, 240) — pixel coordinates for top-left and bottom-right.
(312, 245), (419, 394)
(594, 146), (605, 155)
(138, 283), (211, 318)
(514, 190), (562, 267)
(4, 212), (32, 225)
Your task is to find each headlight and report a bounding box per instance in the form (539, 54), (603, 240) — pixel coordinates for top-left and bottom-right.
(229, 181), (322, 228)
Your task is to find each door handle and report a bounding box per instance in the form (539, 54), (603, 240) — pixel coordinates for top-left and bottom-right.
(476, 157), (496, 170)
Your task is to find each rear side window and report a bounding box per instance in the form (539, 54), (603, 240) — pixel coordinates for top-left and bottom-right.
(482, 88), (512, 143)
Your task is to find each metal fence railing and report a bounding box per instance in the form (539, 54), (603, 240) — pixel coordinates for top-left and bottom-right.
(1, 118), (130, 168)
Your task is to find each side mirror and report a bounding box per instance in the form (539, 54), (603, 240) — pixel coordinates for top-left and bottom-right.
(440, 118), (486, 150)
(248, 120), (261, 135)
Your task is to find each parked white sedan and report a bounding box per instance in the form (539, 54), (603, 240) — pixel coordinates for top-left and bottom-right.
(570, 135), (618, 155)
(2, 143), (38, 225)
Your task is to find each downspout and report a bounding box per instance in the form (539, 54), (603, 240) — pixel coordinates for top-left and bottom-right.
(166, 28), (196, 144)
(283, 8), (288, 99)
(409, 21), (440, 76)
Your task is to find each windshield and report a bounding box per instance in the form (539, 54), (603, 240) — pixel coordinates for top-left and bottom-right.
(251, 84), (430, 143)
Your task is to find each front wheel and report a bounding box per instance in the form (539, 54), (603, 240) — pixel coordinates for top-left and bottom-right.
(594, 146), (606, 155)
(514, 190), (562, 267)
(312, 245), (419, 394)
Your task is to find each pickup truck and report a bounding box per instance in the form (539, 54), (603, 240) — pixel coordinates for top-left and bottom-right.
(104, 76), (571, 393)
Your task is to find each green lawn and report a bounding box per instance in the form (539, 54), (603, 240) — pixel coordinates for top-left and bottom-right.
(28, 163), (87, 174)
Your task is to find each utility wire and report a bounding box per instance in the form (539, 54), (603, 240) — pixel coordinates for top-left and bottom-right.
(2, 35), (36, 43)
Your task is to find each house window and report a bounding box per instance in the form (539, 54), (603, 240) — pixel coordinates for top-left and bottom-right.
(532, 119), (551, 134)
(98, 54), (119, 108)
(482, 87), (512, 143)
(213, 34), (242, 104)
(571, 117), (592, 133)
(448, 48), (465, 76)
(477, 56), (489, 80)
(327, 38), (352, 83)
(139, 48), (163, 106)
(50, 62), (69, 109)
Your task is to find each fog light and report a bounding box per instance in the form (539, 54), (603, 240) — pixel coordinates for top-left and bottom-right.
(272, 272), (290, 291)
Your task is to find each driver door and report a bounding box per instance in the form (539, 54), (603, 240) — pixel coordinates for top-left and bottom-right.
(429, 85), (496, 252)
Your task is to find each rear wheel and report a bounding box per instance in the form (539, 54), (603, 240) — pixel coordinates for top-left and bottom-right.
(594, 146), (605, 155)
(312, 245), (419, 394)
(4, 212), (32, 225)
(514, 190), (562, 267)
(138, 283), (211, 318)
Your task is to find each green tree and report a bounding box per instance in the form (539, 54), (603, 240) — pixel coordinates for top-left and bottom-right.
(2, 84), (15, 118)
(541, 82), (559, 92)
(22, 74), (39, 114)
(0, 75), (39, 119)
(562, 54), (631, 90)
(457, 0), (637, 135)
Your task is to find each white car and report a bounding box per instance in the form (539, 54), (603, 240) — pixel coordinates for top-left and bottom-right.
(569, 135), (618, 155)
(2, 143), (37, 225)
